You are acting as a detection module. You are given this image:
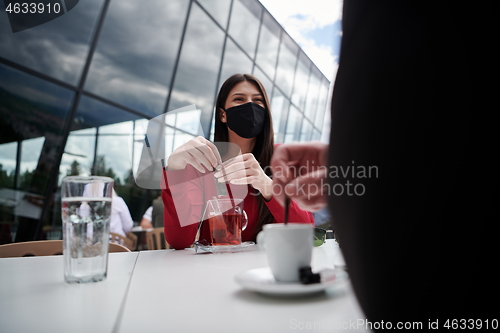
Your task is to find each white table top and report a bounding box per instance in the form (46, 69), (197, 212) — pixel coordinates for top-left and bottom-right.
(0, 252), (138, 333)
(118, 240), (368, 333)
(0, 240), (369, 333)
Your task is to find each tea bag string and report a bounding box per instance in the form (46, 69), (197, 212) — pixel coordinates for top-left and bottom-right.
(216, 156), (236, 210)
(225, 182), (236, 210)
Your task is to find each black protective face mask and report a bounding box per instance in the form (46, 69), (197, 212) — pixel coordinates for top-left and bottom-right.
(225, 102), (266, 139)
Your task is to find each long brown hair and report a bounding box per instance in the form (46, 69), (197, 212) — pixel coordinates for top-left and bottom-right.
(214, 74), (275, 239)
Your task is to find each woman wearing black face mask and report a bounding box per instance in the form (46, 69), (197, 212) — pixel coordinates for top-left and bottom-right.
(163, 74), (314, 250)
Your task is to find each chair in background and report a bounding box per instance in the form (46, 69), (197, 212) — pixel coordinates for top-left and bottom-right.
(0, 223), (13, 245)
(42, 225), (62, 240)
(125, 232), (137, 251)
(0, 240), (131, 258)
(0, 240), (63, 258)
(110, 232), (136, 251)
(108, 242), (131, 253)
(146, 227), (170, 250)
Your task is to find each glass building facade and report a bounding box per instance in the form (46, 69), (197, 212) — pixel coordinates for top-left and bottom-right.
(0, 0), (330, 243)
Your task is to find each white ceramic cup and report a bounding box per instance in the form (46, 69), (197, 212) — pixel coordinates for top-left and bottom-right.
(257, 223), (313, 282)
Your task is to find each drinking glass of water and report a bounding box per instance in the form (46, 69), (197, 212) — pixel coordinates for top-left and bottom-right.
(61, 176), (114, 283)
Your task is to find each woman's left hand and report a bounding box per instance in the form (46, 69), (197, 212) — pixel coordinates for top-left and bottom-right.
(214, 153), (273, 200)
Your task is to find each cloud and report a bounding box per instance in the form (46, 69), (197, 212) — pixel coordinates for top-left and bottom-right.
(258, 0), (342, 80)
(259, 0), (342, 28)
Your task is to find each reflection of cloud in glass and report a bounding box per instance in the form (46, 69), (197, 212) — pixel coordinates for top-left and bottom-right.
(285, 106), (303, 143)
(132, 105), (202, 189)
(0, 0), (103, 85)
(252, 66), (273, 100)
(197, 0), (231, 29)
(314, 80), (330, 128)
(84, 0), (189, 116)
(0, 142), (17, 172)
(304, 68), (321, 121)
(20, 137), (45, 173)
(0, 64), (73, 113)
(59, 128), (96, 184)
(255, 12), (281, 80)
(97, 121), (135, 182)
(291, 54), (311, 111)
(165, 108), (203, 136)
(228, 0), (261, 58)
(275, 35), (299, 97)
(168, 3), (224, 115)
(219, 39), (253, 89)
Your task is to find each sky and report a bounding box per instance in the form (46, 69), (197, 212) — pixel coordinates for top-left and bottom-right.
(258, 0), (343, 142)
(258, 0), (343, 82)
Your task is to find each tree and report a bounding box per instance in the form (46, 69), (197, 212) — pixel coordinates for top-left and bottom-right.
(0, 164), (15, 188)
(66, 160), (81, 176)
(93, 155), (121, 185)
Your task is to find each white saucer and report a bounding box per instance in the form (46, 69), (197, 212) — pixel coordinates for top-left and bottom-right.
(235, 267), (347, 296)
(193, 241), (255, 254)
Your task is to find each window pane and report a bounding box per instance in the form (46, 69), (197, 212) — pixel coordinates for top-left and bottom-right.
(197, 0), (231, 29)
(0, 142), (17, 189)
(0, 63), (74, 194)
(299, 120), (312, 142)
(96, 122), (135, 184)
(311, 130), (321, 141)
(284, 106), (301, 143)
(255, 12), (280, 80)
(72, 95), (141, 131)
(85, 0), (189, 117)
(71, 96), (143, 180)
(64, 96), (151, 223)
(0, 63), (74, 241)
(173, 132), (196, 152)
(252, 66), (273, 101)
(19, 137), (45, 189)
(291, 52), (311, 111)
(228, 0), (261, 59)
(60, 127), (96, 182)
(0, 0), (103, 85)
(304, 67), (321, 122)
(275, 34), (298, 97)
(169, 2), (225, 138)
(220, 38), (253, 87)
(167, 108), (203, 136)
(271, 89), (290, 143)
(314, 79), (330, 129)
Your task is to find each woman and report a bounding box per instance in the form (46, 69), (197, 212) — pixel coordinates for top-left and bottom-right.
(162, 74), (314, 249)
(110, 189), (134, 237)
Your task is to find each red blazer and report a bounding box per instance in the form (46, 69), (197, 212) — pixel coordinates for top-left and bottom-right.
(162, 164), (314, 250)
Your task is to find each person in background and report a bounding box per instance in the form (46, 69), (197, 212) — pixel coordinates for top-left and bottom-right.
(162, 74), (314, 250)
(140, 192), (164, 229)
(110, 189), (133, 237)
(140, 206), (153, 229)
(271, 0), (493, 325)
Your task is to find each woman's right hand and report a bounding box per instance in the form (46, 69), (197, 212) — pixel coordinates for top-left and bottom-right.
(166, 136), (223, 173)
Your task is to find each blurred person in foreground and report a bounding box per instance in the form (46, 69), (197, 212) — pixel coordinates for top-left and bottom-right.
(271, 0), (494, 326)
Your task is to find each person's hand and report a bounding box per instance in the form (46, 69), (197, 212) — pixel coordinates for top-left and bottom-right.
(270, 142), (328, 211)
(214, 153), (273, 200)
(140, 218), (153, 229)
(167, 136), (223, 173)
